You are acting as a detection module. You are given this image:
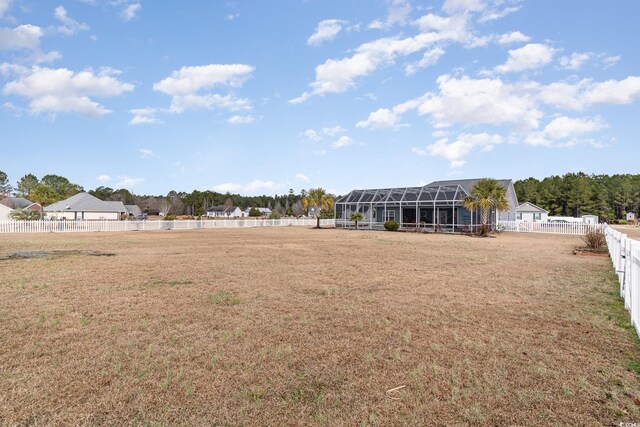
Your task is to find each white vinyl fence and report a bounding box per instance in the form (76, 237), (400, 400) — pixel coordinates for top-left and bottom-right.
(604, 225), (640, 338)
(0, 218), (335, 234)
(497, 220), (604, 235)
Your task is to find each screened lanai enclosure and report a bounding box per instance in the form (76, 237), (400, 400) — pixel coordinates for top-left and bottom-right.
(334, 179), (519, 233)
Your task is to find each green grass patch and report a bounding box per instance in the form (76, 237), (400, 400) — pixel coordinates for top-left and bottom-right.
(601, 272), (640, 375)
(207, 291), (241, 306)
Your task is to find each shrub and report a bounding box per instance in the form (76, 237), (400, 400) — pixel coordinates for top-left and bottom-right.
(248, 207), (262, 217)
(164, 215), (176, 221)
(582, 229), (606, 250)
(268, 211), (281, 219)
(617, 219), (629, 225)
(384, 220), (400, 231)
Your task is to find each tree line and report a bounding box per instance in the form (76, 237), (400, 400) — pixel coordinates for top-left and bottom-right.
(0, 171), (332, 218)
(514, 172), (640, 221)
(2, 170), (638, 221)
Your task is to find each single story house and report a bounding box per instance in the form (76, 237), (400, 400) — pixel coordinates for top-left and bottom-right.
(206, 205), (244, 218)
(335, 178), (519, 232)
(516, 202), (549, 222)
(245, 207), (272, 217)
(0, 197), (42, 219)
(45, 192), (127, 220)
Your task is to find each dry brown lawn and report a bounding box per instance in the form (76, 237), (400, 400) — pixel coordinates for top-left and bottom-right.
(1, 228), (639, 426)
(612, 225), (640, 240)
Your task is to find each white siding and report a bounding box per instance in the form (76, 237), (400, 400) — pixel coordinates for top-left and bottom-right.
(0, 204), (12, 220)
(47, 211), (120, 220)
(83, 212), (120, 220)
(517, 211), (548, 222)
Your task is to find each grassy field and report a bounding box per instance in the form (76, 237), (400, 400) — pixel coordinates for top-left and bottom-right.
(612, 225), (640, 240)
(1, 228), (639, 426)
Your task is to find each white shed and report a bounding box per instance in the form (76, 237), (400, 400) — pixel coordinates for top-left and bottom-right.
(516, 202), (549, 223)
(627, 212), (636, 221)
(581, 215), (599, 224)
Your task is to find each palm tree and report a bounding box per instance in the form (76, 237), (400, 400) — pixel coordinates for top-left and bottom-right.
(463, 178), (510, 236)
(302, 188), (334, 228)
(350, 212), (364, 230)
(9, 209), (42, 220)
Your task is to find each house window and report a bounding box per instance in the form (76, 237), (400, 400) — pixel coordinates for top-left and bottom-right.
(517, 212), (522, 220)
(385, 210), (395, 221)
(533, 212), (541, 221)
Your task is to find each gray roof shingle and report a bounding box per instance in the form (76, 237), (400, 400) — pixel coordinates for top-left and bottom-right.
(44, 193), (127, 213)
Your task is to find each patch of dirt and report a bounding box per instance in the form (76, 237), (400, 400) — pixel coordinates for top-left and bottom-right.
(0, 250), (115, 260)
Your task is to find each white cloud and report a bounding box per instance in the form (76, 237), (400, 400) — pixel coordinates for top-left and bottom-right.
(129, 108), (160, 125)
(602, 55), (621, 69)
(292, 9), (492, 103)
(543, 116), (606, 139)
(0, 24), (42, 51)
(0, 0), (12, 18)
(322, 125), (345, 136)
(538, 76), (640, 110)
(497, 31), (530, 45)
(154, 64), (253, 95)
(96, 174), (111, 183)
(28, 50), (62, 64)
(558, 52), (591, 71)
(442, 0), (484, 14)
(308, 19), (345, 46)
(53, 6), (89, 36)
(423, 133), (504, 167)
(213, 180), (285, 194)
(227, 114), (254, 124)
(368, 0), (412, 29)
(121, 3), (141, 21)
(291, 33), (443, 103)
(495, 43), (556, 73)
(3, 66), (134, 117)
(524, 116), (607, 147)
(411, 147), (427, 156)
(408, 74), (541, 130)
(225, 13), (239, 21)
(301, 126), (345, 140)
(356, 107), (403, 129)
(295, 173), (310, 182)
(115, 176), (144, 189)
(405, 46), (445, 75)
(153, 64), (254, 114)
(332, 135), (354, 148)
(478, 6), (521, 23)
(301, 129), (322, 142)
(138, 148), (154, 158)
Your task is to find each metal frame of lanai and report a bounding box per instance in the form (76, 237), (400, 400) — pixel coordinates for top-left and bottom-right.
(334, 179), (518, 233)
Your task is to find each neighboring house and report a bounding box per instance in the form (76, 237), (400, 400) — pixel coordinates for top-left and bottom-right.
(0, 197), (42, 219)
(125, 204), (143, 218)
(582, 214), (599, 224)
(44, 192), (127, 220)
(206, 205), (243, 218)
(245, 207), (272, 217)
(0, 203), (12, 220)
(627, 212), (636, 222)
(516, 202), (549, 222)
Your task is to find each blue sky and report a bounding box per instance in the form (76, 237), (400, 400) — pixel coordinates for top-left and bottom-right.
(1, 0), (639, 196)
